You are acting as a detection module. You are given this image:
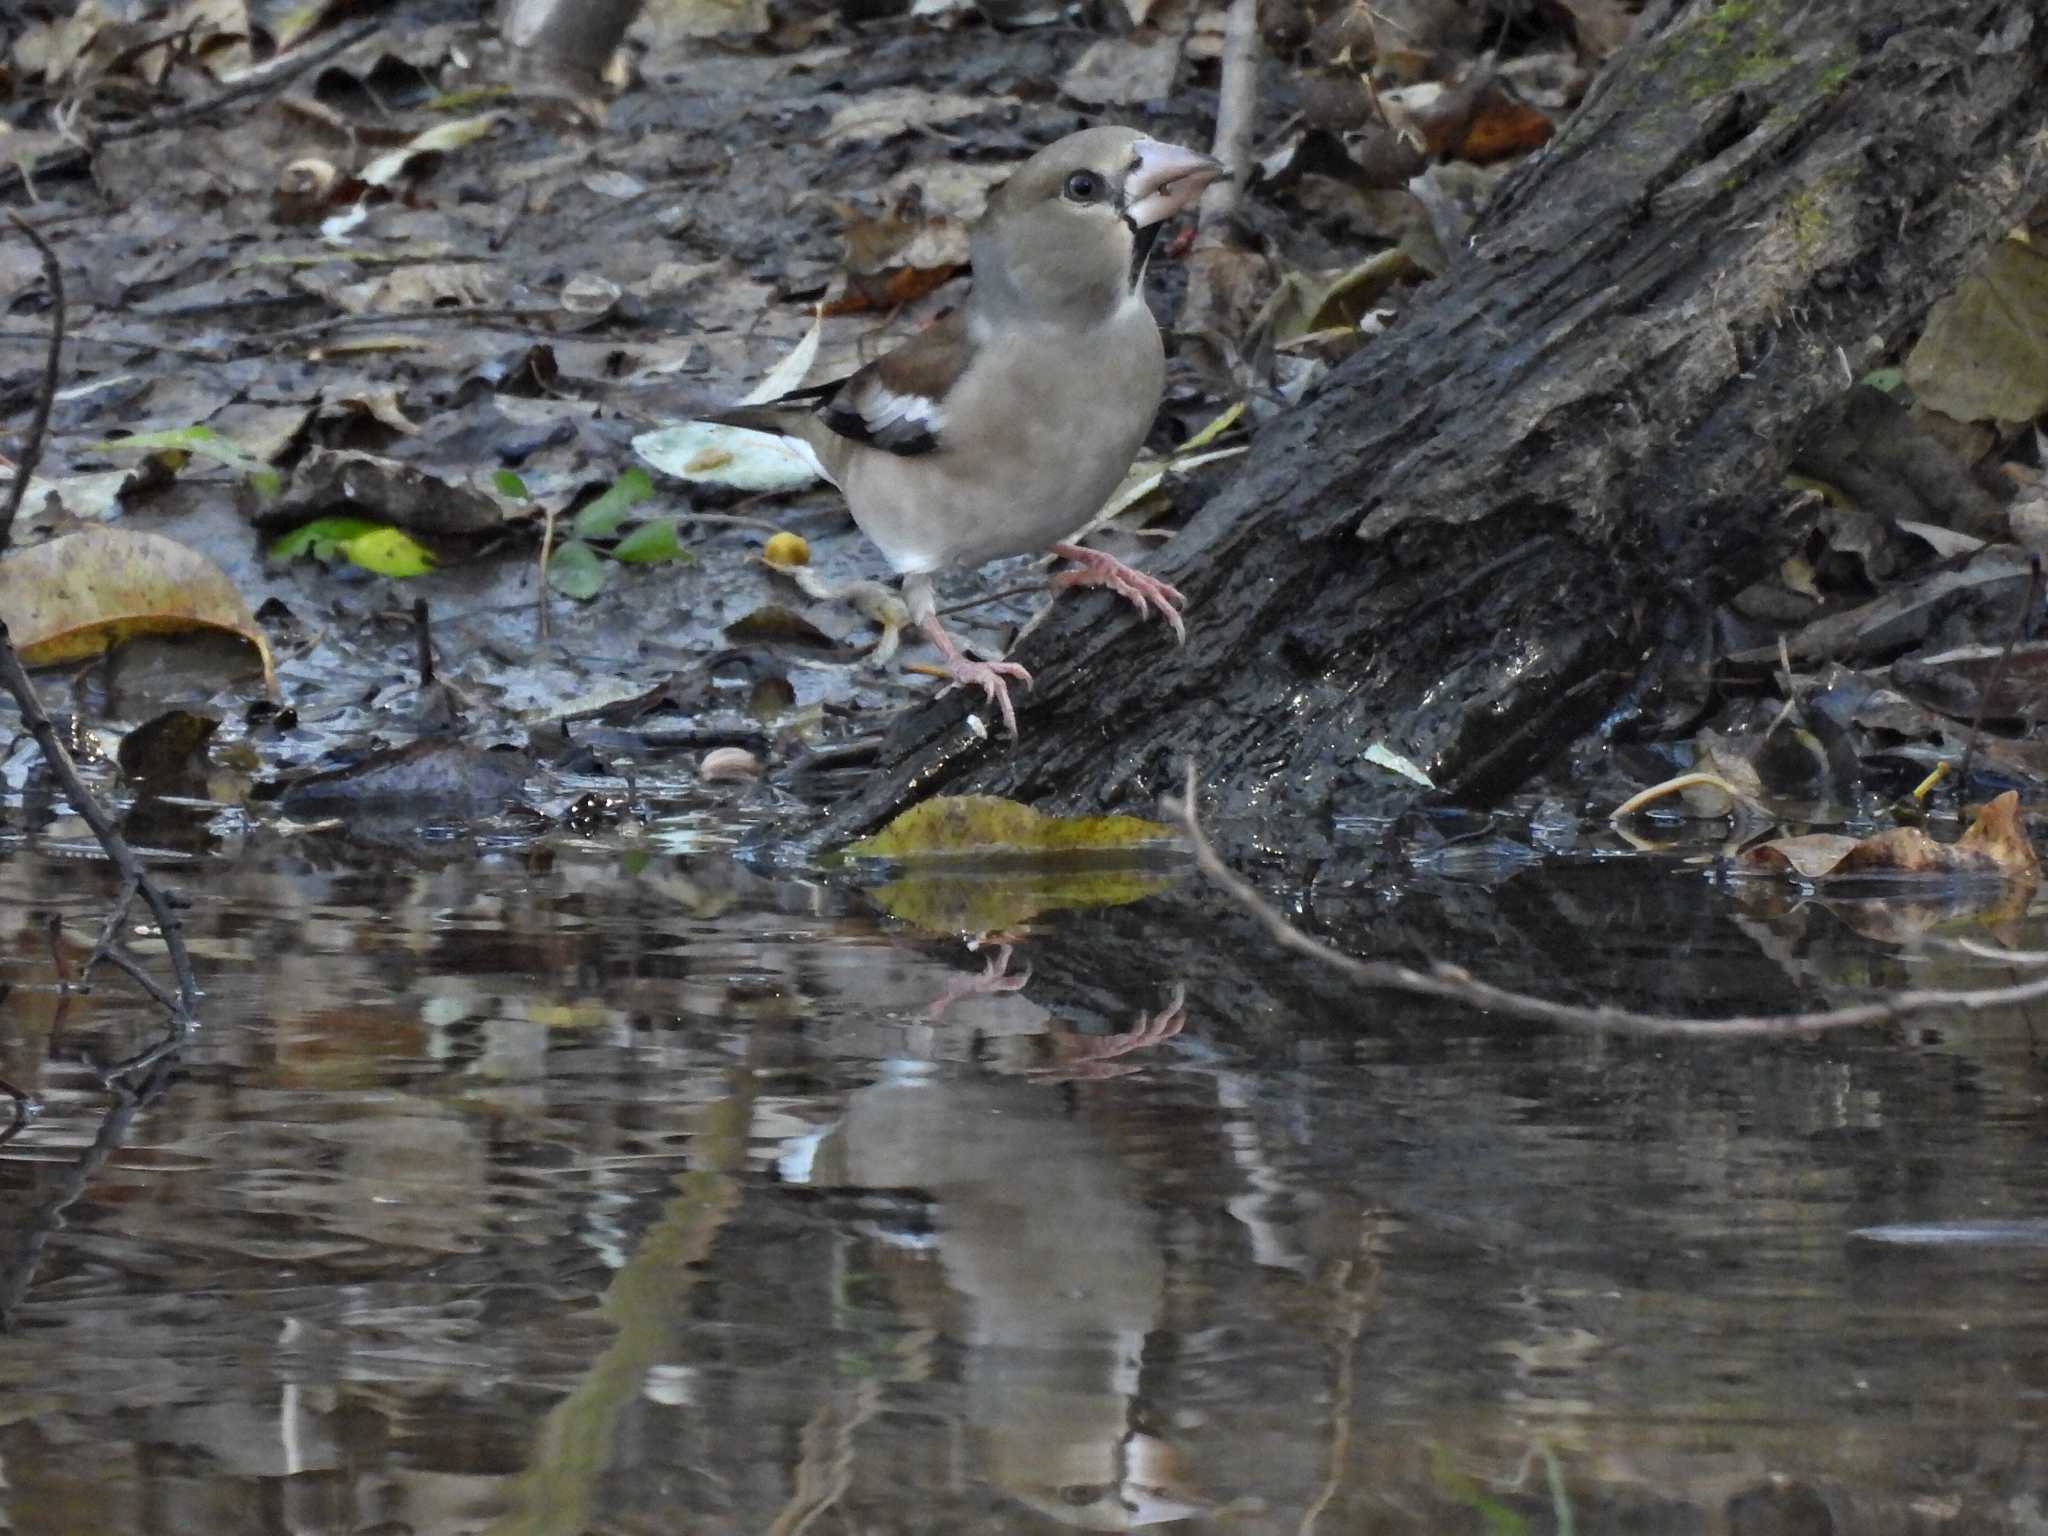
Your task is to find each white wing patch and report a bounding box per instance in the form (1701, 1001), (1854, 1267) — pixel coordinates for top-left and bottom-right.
(830, 375), (944, 454)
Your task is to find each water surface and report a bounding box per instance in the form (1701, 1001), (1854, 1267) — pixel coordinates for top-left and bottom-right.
(4, 803), (2047, 1534)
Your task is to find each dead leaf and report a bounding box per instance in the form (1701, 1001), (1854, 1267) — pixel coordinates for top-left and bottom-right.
(0, 530), (275, 693)
(1740, 792), (2041, 881)
(1059, 30), (1181, 106)
(1891, 643), (2048, 725)
(262, 448), (507, 537)
(1904, 238), (2048, 424)
(824, 89), (1017, 144)
(822, 264), (963, 316)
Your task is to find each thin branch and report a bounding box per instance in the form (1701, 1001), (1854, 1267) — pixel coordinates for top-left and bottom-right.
(1163, 761), (2048, 1038)
(82, 878), (142, 988)
(1196, 0), (1259, 236)
(259, 303), (567, 348)
(0, 215), (65, 555)
(1176, 0), (1260, 337)
(0, 626), (201, 1031)
(0, 327), (228, 363)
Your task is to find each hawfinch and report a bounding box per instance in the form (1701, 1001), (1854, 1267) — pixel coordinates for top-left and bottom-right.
(714, 126), (1224, 737)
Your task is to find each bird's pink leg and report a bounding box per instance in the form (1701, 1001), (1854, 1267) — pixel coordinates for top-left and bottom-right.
(1050, 542), (1186, 643)
(919, 614), (1033, 738)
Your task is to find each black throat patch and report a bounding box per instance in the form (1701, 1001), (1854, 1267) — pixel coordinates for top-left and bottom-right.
(1126, 217), (1162, 289)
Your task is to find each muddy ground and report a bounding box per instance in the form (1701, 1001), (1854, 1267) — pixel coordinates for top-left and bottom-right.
(2, 0), (2044, 850)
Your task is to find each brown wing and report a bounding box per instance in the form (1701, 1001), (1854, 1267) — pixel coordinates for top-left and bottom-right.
(774, 309), (974, 458)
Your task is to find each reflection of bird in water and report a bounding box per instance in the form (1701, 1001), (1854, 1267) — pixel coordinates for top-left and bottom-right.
(818, 1033), (1207, 1529)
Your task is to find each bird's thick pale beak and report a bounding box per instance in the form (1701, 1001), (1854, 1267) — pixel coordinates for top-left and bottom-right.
(1123, 139), (1227, 227)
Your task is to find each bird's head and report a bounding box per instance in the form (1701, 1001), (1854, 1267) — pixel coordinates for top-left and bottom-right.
(971, 126), (1225, 328)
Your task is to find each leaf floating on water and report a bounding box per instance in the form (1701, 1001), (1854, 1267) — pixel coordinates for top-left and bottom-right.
(845, 794), (1178, 859)
(1739, 791), (2042, 882)
(0, 529), (276, 693)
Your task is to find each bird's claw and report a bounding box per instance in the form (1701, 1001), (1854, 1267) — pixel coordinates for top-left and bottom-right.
(1050, 544), (1187, 643)
(940, 656), (1033, 737)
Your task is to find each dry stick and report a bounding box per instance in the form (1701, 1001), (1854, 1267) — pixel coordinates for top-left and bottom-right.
(1178, 0), (1260, 334)
(262, 303), (567, 348)
(1162, 761), (2048, 1038)
(0, 221), (200, 1032)
(0, 628), (201, 1030)
(413, 597), (436, 686)
(1956, 554), (2042, 796)
(0, 19), (383, 196)
(0, 215), (65, 555)
(536, 505), (558, 643)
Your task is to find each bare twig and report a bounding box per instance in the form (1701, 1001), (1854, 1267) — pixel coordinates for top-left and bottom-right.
(81, 878), (142, 989)
(0, 1054), (177, 1328)
(0, 629), (201, 1028)
(536, 509), (557, 643)
(1178, 0), (1260, 336)
(45, 914), (69, 985)
(1957, 553), (2041, 795)
(1197, 0), (1259, 235)
(0, 20), (383, 197)
(413, 597), (436, 685)
(1163, 761), (2048, 1037)
(0, 327), (228, 363)
(261, 303), (567, 348)
(0, 215), (65, 555)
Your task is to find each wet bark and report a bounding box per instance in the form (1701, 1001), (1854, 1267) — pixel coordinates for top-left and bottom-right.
(817, 0), (2048, 867)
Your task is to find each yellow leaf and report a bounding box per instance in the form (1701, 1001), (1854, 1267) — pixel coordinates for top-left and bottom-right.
(845, 794), (1177, 858)
(0, 530), (276, 694)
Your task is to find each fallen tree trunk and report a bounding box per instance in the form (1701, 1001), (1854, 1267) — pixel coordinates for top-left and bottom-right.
(817, 0), (2048, 865)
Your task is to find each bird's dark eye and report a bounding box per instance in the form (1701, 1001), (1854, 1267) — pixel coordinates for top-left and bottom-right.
(1063, 170), (1103, 202)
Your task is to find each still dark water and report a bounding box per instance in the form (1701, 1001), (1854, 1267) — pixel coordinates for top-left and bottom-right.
(4, 799), (2048, 1534)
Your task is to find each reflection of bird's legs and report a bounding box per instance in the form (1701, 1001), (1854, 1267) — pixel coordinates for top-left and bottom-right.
(924, 942), (1034, 1021)
(1032, 984), (1188, 1080)
(904, 572), (1032, 736)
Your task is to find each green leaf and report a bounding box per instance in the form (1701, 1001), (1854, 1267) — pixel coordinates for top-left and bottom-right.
(572, 467), (656, 539)
(494, 468), (530, 500)
(268, 517), (435, 577)
(269, 516), (386, 562)
(343, 526), (437, 578)
(547, 539), (611, 600)
(92, 423), (268, 475)
(611, 518), (691, 564)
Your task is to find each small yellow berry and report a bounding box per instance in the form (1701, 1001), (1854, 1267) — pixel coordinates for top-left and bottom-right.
(762, 531), (809, 567)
